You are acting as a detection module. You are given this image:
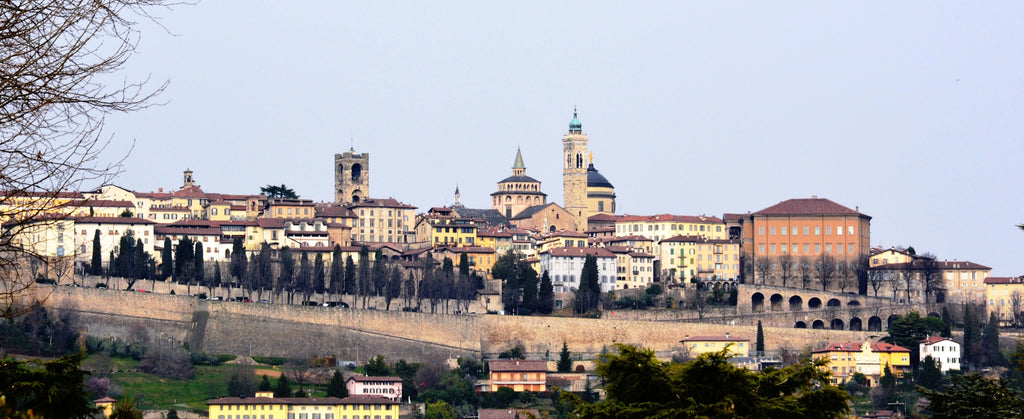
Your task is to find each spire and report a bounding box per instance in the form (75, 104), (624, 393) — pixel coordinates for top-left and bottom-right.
(453, 184), (462, 207)
(513, 147), (525, 169)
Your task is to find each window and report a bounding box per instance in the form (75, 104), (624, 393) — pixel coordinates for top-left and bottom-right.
(769, 226), (775, 235)
(825, 226), (831, 235)
(848, 226), (854, 235)
(803, 226), (809, 235)
(759, 226), (764, 235)
(815, 226), (820, 235)
(781, 227), (787, 235)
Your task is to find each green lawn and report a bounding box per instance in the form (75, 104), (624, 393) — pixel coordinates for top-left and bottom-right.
(85, 356), (332, 413)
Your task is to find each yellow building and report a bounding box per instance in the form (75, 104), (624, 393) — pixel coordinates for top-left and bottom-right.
(486, 360), (547, 392)
(615, 214), (727, 243)
(812, 341), (911, 386)
(476, 227), (514, 255)
(680, 334), (750, 357)
(692, 239), (741, 281)
(266, 198), (317, 220)
(985, 276), (1024, 326)
(535, 230), (588, 253)
(348, 198), (417, 244)
(869, 247), (918, 267)
(606, 246), (655, 291)
(414, 210), (480, 247)
(207, 392), (400, 419)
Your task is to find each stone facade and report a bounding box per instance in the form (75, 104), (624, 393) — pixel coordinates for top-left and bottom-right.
(562, 111), (588, 232)
(335, 149), (370, 204)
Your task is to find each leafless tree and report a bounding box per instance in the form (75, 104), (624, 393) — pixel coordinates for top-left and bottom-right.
(798, 256), (813, 289)
(754, 256), (774, 286)
(0, 0), (172, 320)
(50, 254), (75, 286)
(814, 253), (837, 292)
(920, 258), (943, 303)
(836, 261), (852, 293)
(868, 268), (886, 298)
(1011, 290), (1023, 328)
(900, 265), (916, 304)
(777, 254), (794, 288)
(888, 270), (904, 302)
(690, 285), (711, 321)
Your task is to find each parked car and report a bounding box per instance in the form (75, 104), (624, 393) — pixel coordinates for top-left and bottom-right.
(323, 301), (349, 308)
(301, 301), (320, 306)
(95, 283), (108, 289)
(258, 299), (270, 303)
(210, 296), (223, 301)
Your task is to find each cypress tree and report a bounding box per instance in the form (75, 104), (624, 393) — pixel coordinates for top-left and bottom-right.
(537, 270), (554, 314)
(161, 237), (173, 280)
(557, 341), (573, 372)
(329, 245), (344, 299)
(193, 241), (204, 287)
(90, 229), (102, 275)
(756, 320), (765, 356)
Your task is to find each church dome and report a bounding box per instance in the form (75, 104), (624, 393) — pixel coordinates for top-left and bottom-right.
(587, 163), (613, 189)
(569, 110), (582, 132)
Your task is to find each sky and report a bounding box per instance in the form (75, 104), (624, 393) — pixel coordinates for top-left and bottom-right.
(104, 2), (1024, 275)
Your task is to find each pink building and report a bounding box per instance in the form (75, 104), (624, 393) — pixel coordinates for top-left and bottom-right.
(345, 375), (403, 401)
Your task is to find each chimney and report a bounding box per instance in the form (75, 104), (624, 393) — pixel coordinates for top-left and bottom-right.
(725, 332), (730, 339)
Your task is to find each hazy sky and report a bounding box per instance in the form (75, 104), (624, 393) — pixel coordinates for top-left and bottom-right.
(106, 2), (1024, 275)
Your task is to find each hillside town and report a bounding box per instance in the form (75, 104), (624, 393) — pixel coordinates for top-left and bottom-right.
(6, 112), (1023, 417)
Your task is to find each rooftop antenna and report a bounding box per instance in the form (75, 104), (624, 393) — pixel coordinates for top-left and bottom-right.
(350, 135), (354, 152)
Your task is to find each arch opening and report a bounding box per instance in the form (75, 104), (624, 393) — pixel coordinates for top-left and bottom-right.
(751, 292), (765, 313)
(789, 295), (803, 311)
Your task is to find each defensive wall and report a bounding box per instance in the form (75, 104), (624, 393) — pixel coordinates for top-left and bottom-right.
(38, 285), (890, 363)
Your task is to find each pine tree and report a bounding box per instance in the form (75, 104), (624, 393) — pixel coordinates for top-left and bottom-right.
(756, 320), (765, 356)
(229, 237), (246, 285)
(327, 370), (348, 398)
(314, 252), (326, 302)
(90, 229), (102, 275)
(557, 341), (573, 372)
(537, 270), (554, 314)
(274, 374), (292, 398)
(259, 375), (271, 391)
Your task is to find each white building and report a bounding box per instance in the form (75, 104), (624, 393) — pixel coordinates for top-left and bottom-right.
(539, 246), (617, 294)
(919, 336), (961, 372)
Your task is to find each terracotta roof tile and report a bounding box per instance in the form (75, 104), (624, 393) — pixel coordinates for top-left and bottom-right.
(753, 197), (868, 218)
(487, 359), (547, 372)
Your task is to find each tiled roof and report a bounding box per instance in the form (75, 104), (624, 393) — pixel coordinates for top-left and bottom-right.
(812, 342), (910, 353)
(208, 396), (345, 405)
(347, 198), (416, 210)
(74, 216), (155, 225)
(984, 276), (1024, 284)
(753, 197), (868, 218)
(258, 218), (286, 228)
(587, 213), (619, 222)
(487, 359), (547, 372)
(543, 247), (614, 258)
(680, 335), (749, 343)
(936, 260), (991, 270)
(920, 336), (954, 345)
(509, 203), (560, 220)
(659, 235), (704, 243)
(616, 214), (722, 223)
(338, 395), (400, 405)
(347, 375), (403, 383)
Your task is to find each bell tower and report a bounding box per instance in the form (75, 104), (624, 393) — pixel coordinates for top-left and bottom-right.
(334, 148), (370, 204)
(562, 108), (588, 231)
